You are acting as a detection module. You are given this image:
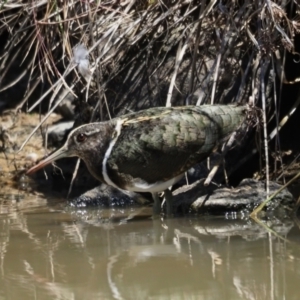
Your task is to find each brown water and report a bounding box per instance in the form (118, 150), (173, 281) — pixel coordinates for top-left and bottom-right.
(0, 196), (300, 300)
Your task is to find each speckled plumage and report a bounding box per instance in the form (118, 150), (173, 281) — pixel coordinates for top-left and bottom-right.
(26, 104), (247, 214)
(105, 105), (246, 190)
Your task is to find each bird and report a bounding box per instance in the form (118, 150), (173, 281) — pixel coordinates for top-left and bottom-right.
(26, 105), (247, 215)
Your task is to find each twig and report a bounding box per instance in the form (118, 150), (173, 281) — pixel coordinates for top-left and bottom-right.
(260, 58), (270, 196)
(18, 83), (75, 152)
(165, 40), (187, 107)
(250, 170), (300, 218)
(67, 158), (81, 199)
(204, 131), (238, 186)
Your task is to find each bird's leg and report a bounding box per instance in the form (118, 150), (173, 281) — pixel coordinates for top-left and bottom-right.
(152, 192), (161, 216)
(164, 189), (173, 216)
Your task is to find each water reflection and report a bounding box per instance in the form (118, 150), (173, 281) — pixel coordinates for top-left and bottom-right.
(0, 198), (300, 300)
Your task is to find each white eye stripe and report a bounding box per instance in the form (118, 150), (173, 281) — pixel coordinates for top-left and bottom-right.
(68, 123), (103, 140)
(84, 129), (102, 136)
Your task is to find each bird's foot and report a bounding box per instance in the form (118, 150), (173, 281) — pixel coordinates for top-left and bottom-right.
(152, 192), (161, 218)
(164, 189), (173, 217)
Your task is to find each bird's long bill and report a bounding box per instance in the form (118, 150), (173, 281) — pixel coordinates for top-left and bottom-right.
(26, 146), (69, 175)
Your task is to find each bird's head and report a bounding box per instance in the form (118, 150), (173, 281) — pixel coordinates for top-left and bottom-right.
(26, 123), (109, 175)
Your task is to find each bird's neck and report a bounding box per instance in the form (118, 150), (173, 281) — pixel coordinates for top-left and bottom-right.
(82, 120), (118, 184)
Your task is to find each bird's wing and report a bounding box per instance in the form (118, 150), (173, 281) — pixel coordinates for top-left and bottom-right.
(106, 106), (245, 186)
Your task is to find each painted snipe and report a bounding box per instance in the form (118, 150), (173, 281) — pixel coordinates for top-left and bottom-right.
(26, 105), (247, 215)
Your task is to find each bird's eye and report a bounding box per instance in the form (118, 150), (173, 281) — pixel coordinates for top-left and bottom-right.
(76, 133), (87, 143)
